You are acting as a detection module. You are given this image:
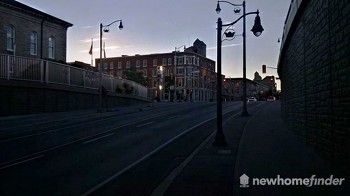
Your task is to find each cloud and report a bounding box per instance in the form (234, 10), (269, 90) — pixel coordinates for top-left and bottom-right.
(79, 45), (133, 53)
(80, 25), (95, 29)
(207, 43), (243, 50)
(80, 37), (108, 43)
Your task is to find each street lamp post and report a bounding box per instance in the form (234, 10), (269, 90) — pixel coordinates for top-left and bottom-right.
(213, 18), (227, 147)
(98, 20), (123, 112)
(216, 0), (264, 117)
(213, 0), (264, 146)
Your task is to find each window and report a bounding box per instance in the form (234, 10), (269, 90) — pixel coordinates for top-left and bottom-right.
(162, 58), (167, 66)
(168, 58), (172, 65)
(186, 67), (193, 76)
(153, 59), (157, 66)
(126, 61), (131, 69)
(165, 68), (170, 76)
(29, 32), (38, 55)
(177, 57), (183, 65)
(48, 37), (55, 59)
(184, 56), (189, 65)
(6, 25), (15, 51)
(118, 62), (122, 69)
(177, 78), (183, 87)
(186, 57), (193, 65)
(104, 63), (108, 70)
(143, 59), (147, 67)
(110, 62), (114, 70)
(176, 67), (184, 75)
(136, 60), (141, 68)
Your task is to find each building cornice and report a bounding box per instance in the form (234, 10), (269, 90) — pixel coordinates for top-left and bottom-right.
(0, 0), (73, 28)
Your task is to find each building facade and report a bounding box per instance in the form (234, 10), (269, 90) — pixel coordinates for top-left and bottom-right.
(184, 38), (206, 57)
(261, 75), (277, 92)
(0, 0), (72, 62)
(223, 78), (271, 101)
(96, 40), (216, 101)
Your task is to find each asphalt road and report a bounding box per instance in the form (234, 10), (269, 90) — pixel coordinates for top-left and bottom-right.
(0, 101), (261, 196)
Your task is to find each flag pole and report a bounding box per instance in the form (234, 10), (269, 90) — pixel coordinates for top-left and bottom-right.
(91, 38), (94, 67)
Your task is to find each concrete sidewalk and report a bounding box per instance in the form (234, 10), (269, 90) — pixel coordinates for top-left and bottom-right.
(162, 102), (348, 195)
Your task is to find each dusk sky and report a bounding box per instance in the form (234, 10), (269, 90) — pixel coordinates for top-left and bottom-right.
(17, 0), (290, 89)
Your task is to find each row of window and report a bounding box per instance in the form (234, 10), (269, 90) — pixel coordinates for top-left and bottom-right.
(175, 56), (199, 66)
(5, 25), (56, 59)
(101, 55), (205, 70)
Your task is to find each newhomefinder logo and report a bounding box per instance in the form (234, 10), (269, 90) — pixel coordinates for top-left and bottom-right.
(240, 174), (345, 188)
(240, 174), (249, 188)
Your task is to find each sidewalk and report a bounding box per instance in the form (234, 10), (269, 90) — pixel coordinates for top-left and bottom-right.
(162, 102), (347, 195)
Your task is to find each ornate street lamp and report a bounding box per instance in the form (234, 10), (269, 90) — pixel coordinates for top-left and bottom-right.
(98, 19), (123, 112)
(251, 14), (264, 37)
(213, 0), (263, 147)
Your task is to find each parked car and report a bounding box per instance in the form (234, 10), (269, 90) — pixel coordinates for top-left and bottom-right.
(267, 96), (276, 101)
(247, 97), (257, 102)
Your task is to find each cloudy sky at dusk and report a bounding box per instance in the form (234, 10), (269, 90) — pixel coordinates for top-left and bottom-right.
(17, 0), (290, 88)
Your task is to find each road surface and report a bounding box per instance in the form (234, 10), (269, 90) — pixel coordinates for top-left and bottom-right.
(0, 101), (262, 196)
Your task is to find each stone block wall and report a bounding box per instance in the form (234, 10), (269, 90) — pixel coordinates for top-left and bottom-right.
(278, 0), (350, 165)
(0, 80), (150, 116)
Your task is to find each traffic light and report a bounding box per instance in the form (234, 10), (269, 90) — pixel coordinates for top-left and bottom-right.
(262, 64), (266, 74)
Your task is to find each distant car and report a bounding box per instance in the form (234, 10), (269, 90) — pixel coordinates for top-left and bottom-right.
(267, 96), (275, 101)
(247, 97), (257, 102)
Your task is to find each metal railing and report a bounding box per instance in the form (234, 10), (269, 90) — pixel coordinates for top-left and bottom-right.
(0, 54), (148, 99)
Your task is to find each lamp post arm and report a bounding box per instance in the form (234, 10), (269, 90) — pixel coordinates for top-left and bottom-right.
(222, 10), (259, 27)
(103, 19), (122, 28)
(218, 0), (243, 7)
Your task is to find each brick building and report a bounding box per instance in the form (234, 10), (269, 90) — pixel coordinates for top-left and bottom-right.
(223, 78), (271, 101)
(261, 75), (277, 92)
(0, 0), (72, 62)
(278, 0), (349, 167)
(97, 39), (216, 101)
(184, 38), (206, 57)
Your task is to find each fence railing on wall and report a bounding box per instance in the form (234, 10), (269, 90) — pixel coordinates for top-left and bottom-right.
(0, 54), (148, 99)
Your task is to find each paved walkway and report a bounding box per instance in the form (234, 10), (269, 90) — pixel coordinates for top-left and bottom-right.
(161, 102), (348, 195)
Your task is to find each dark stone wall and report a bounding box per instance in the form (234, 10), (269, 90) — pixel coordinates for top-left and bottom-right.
(0, 80), (150, 116)
(279, 0), (350, 165)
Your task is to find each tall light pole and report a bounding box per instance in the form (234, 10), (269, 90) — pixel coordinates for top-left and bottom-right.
(213, 17), (227, 147)
(213, 0), (264, 146)
(98, 20), (123, 112)
(216, 0), (264, 117)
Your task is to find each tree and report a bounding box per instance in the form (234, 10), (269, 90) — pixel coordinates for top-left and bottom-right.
(123, 69), (147, 86)
(164, 76), (174, 92)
